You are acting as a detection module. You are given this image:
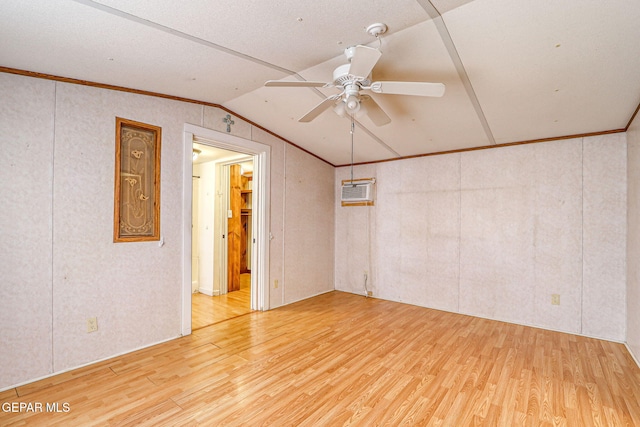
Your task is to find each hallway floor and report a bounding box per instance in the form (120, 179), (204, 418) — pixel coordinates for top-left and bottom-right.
(191, 273), (251, 329)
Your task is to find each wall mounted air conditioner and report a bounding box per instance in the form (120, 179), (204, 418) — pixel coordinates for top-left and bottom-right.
(341, 179), (375, 203)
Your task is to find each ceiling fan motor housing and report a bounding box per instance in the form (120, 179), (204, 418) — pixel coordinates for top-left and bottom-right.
(333, 63), (371, 87)
(333, 63), (369, 114)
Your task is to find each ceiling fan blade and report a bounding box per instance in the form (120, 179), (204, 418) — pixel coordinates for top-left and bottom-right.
(369, 81), (445, 97)
(360, 95), (391, 126)
(299, 95), (340, 122)
(265, 80), (329, 87)
(347, 45), (382, 79)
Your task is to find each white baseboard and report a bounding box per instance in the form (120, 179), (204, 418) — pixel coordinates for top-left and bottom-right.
(198, 288), (214, 296)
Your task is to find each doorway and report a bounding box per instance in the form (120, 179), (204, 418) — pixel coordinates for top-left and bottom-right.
(182, 124), (270, 336)
(191, 147), (253, 329)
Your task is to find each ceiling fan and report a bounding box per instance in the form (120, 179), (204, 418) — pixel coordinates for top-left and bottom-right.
(264, 23), (445, 126)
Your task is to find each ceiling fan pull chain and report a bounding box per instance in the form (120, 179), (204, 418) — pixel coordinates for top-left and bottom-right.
(350, 115), (355, 185)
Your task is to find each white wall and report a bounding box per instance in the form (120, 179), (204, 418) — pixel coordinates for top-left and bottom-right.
(336, 135), (627, 341)
(0, 71), (335, 390)
(195, 161), (216, 295)
(582, 135), (627, 339)
(41, 76), (200, 377)
(0, 73), (55, 389)
(283, 145), (336, 304)
(191, 172), (200, 293)
(627, 113), (640, 362)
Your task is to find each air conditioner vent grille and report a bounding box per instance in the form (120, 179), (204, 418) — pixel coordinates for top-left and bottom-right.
(342, 184), (367, 200)
(341, 179), (375, 202)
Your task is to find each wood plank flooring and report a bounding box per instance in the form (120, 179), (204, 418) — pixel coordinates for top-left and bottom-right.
(191, 274), (251, 330)
(2, 291), (640, 426)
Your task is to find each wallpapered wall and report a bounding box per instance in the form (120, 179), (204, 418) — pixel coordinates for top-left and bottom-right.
(627, 112), (640, 363)
(0, 72), (335, 390)
(1, 68), (635, 391)
(335, 134), (628, 344)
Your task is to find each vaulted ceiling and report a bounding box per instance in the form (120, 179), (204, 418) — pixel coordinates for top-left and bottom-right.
(2, 0), (640, 165)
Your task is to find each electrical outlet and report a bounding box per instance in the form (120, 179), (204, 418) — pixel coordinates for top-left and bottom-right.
(87, 317), (98, 333)
(366, 291), (373, 297)
(274, 279), (279, 289)
(551, 294), (560, 305)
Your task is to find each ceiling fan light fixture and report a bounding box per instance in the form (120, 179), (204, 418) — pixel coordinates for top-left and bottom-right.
(335, 96), (367, 118)
(345, 95), (360, 114)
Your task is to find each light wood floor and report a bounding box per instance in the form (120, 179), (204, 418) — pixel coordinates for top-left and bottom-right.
(191, 273), (252, 330)
(2, 291), (640, 426)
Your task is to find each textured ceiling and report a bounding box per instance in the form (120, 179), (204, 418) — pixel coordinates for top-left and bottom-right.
(2, 0), (639, 165)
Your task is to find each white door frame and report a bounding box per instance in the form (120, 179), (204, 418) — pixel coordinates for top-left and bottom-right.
(182, 124), (270, 336)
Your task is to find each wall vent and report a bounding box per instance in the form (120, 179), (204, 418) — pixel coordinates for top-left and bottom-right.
(341, 179), (375, 203)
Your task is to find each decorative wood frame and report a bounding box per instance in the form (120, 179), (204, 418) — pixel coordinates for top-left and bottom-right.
(113, 117), (162, 242)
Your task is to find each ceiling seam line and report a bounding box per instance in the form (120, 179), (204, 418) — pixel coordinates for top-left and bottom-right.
(70, 0), (297, 76)
(354, 121), (402, 158)
(416, 0), (496, 145)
